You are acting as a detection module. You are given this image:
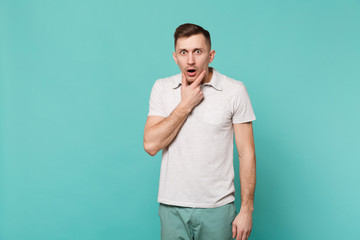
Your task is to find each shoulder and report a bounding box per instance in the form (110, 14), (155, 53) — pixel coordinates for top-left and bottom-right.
(216, 70), (247, 94)
(153, 73), (181, 90)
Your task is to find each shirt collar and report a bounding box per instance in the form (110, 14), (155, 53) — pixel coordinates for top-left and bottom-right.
(172, 67), (223, 91)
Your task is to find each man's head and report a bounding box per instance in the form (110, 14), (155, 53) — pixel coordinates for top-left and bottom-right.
(173, 23), (215, 84)
(174, 23), (211, 49)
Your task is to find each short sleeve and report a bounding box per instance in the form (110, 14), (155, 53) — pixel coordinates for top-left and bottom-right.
(232, 82), (256, 124)
(148, 79), (167, 117)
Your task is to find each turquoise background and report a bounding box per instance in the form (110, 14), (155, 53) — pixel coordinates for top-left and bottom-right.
(1, 0), (359, 239)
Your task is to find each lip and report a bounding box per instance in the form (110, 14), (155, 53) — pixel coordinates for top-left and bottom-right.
(186, 68), (197, 77)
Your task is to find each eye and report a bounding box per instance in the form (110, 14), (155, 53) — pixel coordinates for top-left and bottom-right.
(180, 50), (186, 55)
(195, 49), (201, 54)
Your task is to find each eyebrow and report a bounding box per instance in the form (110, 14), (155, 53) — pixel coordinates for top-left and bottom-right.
(178, 48), (204, 52)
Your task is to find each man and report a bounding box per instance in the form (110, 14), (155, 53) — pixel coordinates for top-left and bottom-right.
(143, 23), (256, 240)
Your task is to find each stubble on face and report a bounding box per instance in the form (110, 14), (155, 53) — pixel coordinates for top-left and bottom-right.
(173, 34), (215, 85)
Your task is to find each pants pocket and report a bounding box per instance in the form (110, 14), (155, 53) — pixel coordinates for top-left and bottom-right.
(230, 202), (237, 219)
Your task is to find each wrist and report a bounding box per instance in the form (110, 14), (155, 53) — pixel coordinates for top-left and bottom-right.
(240, 204), (254, 213)
(178, 102), (192, 115)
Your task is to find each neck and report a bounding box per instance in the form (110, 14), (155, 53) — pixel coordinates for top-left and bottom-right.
(201, 67), (213, 85)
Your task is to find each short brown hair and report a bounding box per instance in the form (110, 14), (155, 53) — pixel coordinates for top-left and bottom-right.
(174, 23), (211, 49)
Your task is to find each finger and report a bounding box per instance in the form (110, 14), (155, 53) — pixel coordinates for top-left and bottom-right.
(236, 231), (243, 240)
(181, 72), (188, 87)
(191, 69), (206, 87)
(246, 230), (251, 239)
(194, 69), (206, 86)
(232, 224), (236, 239)
(241, 231), (247, 240)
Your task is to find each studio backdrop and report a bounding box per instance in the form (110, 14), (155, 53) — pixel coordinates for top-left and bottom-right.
(1, 0), (359, 239)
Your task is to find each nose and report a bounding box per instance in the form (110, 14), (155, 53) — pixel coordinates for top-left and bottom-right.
(187, 53), (195, 65)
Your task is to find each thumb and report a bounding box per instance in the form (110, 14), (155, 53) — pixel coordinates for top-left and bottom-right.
(232, 224), (236, 239)
(181, 72), (188, 88)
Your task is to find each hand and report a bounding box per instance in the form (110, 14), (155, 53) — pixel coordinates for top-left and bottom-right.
(232, 210), (253, 240)
(180, 70), (206, 111)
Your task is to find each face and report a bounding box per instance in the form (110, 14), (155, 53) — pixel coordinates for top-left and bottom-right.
(173, 34), (215, 83)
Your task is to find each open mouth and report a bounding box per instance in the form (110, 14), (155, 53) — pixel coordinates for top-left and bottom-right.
(187, 69), (197, 77)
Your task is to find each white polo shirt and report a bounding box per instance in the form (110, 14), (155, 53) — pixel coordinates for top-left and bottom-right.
(148, 68), (256, 208)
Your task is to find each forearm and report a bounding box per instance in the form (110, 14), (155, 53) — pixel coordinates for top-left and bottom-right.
(239, 152), (256, 212)
(144, 102), (191, 155)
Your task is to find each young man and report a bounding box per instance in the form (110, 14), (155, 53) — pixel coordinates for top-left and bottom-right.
(143, 23), (256, 240)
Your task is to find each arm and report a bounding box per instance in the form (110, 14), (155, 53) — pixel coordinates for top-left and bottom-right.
(232, 121), (256, 240)
(143, 70), (206, 156)
(143, 103), (191, 156)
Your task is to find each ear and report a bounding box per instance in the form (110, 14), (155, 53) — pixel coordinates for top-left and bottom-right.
(172, 52), (178, 65)
(209, 50), (215, 63)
